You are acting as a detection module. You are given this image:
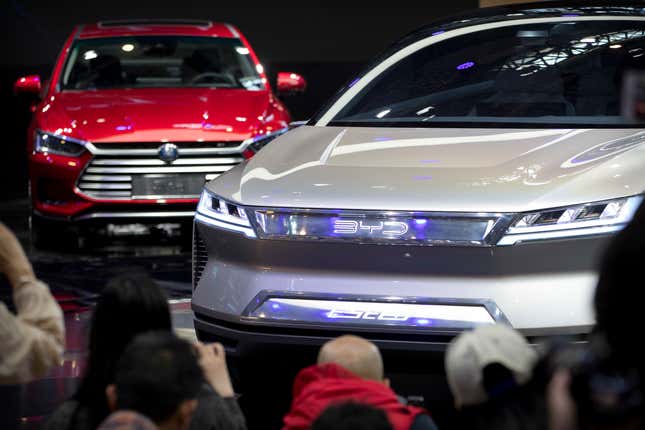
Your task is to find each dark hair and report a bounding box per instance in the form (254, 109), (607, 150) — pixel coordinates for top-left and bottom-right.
(455, 374), (546, 430)
(594, 199), (645, 372)
(312, 401), (393, 430)
(482, 363), (519, 400)
(114, 331), (203, 423)
(73, 273), (172, 427)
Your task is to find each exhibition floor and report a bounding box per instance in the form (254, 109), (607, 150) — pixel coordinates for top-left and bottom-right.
(1, 198), (197, 428)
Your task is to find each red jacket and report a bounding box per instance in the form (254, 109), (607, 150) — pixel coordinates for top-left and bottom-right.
(282, 363), (426, 430)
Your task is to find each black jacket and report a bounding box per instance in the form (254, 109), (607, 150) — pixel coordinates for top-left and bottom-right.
(45, 383), (247, 430)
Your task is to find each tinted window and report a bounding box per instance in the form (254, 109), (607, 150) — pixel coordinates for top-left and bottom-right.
(330, 20), (645, 126)
(61, 36), (265, 90)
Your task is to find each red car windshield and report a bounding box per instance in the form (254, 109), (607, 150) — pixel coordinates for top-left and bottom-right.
(60, 36), (265, 90)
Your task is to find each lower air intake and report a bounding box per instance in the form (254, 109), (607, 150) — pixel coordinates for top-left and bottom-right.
(192, 227), (208, 289)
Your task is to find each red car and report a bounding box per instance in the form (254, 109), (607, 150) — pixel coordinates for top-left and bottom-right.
(14, 19), (306, 245)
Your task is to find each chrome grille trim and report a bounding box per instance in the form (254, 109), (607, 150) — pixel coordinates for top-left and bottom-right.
(84, 142), (249, 156)
(75, 211), (195, 221)
(81, 191), (133, 198)
(81, 174), (132, 182)
(78, 182), (132, 190)
(90, 157), (243, 166)
(77, 142), (245, 200)
(85, 165), (234, 174)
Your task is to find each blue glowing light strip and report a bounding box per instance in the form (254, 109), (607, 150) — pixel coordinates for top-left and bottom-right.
(253, 210), (501, 246)
(251, 298), (496, 329)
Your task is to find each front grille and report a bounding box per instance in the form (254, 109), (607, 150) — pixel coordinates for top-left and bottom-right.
(77, 142), (244, 199)
(92, 141), (241, 150)
(193, 227), (208, 289)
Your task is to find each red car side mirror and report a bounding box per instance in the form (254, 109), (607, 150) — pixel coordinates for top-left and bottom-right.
(14, 75), (42, 97)
(277, 72), (306, 95)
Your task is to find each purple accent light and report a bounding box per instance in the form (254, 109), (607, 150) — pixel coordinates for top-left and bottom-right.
(348, 78), (360, 88)
(457, 61), (475, 70)
(249, 298), (497, 329)
(432, 30), (445, 36)
(255, 210), (496, 245)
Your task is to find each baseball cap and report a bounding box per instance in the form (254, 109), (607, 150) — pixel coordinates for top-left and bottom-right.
(445, 324), (537, 407)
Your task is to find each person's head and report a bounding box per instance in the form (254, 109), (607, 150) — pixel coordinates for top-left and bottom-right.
(106, 332), (202, 430)
(594, 200), (645, 372)
(445, 324), (537, 409)
(312, 401), (393, 430)
(76, 273), (172, 421)
(317, 335), (387, 384)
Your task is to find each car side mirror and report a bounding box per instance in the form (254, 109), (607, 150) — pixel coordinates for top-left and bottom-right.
(277, 72), (306, 95)
(289, 120), (308, 129)
(14, 75), (42, 97)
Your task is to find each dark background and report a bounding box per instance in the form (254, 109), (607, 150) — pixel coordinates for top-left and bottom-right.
(0, 0), (478, 200)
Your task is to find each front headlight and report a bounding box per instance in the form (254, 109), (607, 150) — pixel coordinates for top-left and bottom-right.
(34, 130), (86, 156)
(498, 195), (643, 245)
(195, 190), (256, 238)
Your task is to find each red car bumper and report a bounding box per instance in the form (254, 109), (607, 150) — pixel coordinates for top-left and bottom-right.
(30, 150), (201, 221)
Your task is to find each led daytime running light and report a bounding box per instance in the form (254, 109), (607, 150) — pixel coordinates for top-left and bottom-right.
(498, 196), (643, 245)
(196, 191), (255, 238)
(508, 196), (641, 234)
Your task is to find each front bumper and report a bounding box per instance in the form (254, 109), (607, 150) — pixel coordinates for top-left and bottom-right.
(29, 151), (202, 220)
(192, 219), (606, 355)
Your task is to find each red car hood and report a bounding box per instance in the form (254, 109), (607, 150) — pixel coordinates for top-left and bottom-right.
(39, 88), (275, 143)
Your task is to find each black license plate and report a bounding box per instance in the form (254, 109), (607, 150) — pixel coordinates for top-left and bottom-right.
(132, 175), (205, 198)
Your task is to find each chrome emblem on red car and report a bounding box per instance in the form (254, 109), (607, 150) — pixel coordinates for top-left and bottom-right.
(158, 143), (179, 164)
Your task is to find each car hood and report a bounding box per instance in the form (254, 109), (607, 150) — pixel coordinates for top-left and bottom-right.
(209, 125), (645, 213)
(39, 88), (274, 143)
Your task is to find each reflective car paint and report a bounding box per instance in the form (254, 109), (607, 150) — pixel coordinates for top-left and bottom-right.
(193, 5), (645, 352)
(192, 221), (605, 339)
(208, 126), (645, 213)
(26, 22), (292, 219)
(78, 22), (239, 40)
(33, 89), (288, 144)
(13, 75), (41, 96)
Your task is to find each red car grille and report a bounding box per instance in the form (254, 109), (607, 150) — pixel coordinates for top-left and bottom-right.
(77, 142), (244, 199)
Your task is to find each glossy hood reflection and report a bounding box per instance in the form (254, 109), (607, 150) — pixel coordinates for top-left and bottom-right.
(208, 125), (645, 213)
(39, 88), (277, 143)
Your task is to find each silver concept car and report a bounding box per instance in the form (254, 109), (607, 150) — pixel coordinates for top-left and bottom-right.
(192, 3), (645, 354)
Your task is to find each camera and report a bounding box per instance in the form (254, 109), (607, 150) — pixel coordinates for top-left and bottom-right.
(538, 335), (644, 428)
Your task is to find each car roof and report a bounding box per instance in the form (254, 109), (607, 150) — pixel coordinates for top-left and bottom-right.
(398, 1), (645, 46)
(78, 19), (240, 39)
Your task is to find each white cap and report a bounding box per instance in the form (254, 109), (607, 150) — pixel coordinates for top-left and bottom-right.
(445, 324), (537, 407)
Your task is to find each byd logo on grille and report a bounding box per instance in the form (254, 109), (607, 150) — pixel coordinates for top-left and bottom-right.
(333, 219), (409, 236)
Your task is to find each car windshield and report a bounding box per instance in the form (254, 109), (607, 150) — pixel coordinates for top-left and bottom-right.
(328, 20), (645, 127)
(61, 36), (265, 90)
